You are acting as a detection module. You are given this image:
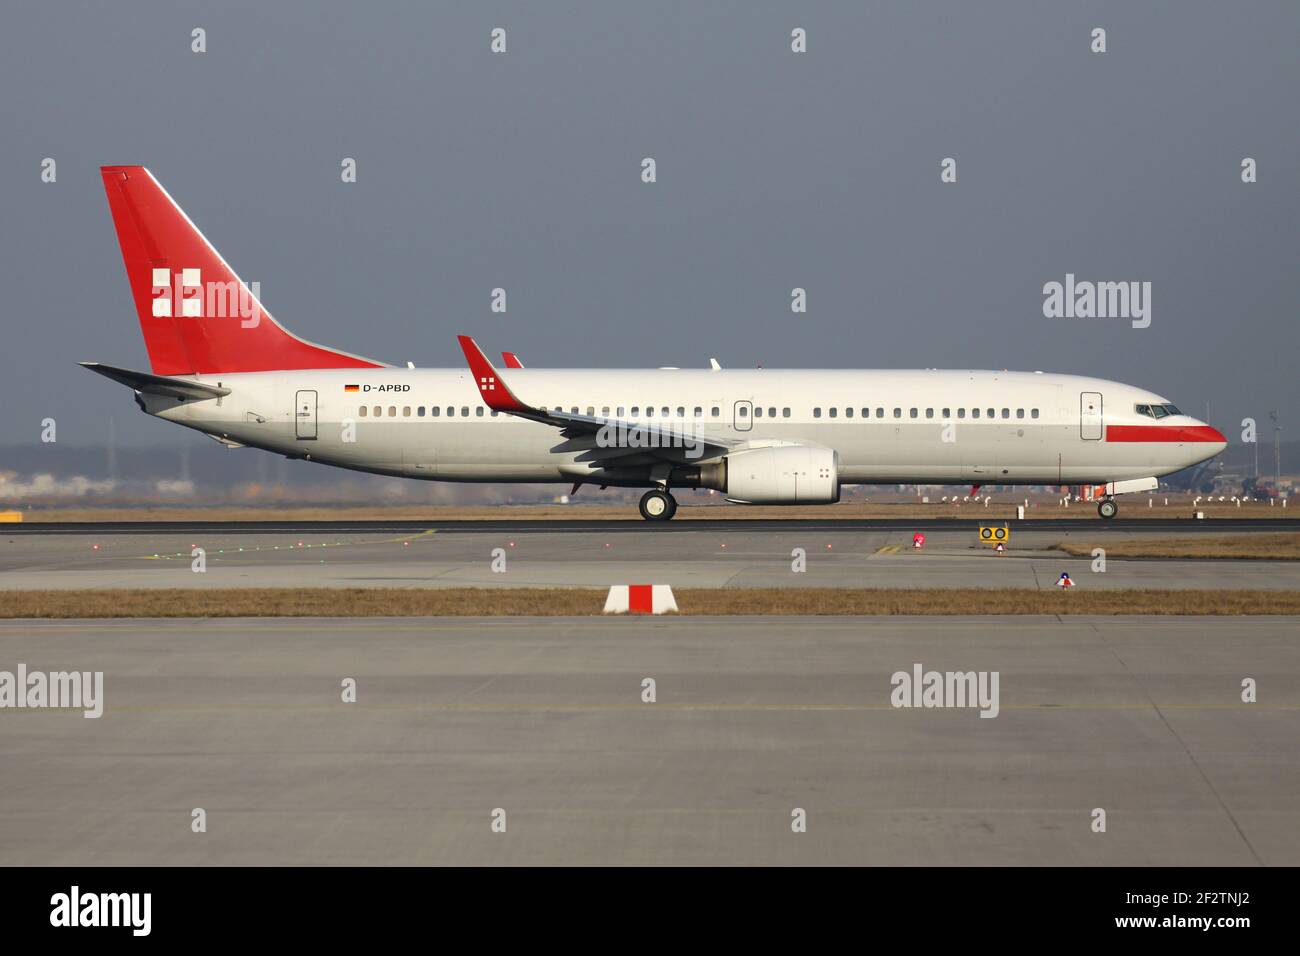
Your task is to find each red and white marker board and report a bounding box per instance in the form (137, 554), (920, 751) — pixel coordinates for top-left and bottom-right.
(604, 585), (678, 615)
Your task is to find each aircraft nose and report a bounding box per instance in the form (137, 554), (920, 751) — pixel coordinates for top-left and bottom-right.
(1197, 422), (1227, 455)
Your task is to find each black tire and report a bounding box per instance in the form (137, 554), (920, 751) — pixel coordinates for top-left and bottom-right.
(639, 489), (677, 521)
(1097, 499), (1118, 519)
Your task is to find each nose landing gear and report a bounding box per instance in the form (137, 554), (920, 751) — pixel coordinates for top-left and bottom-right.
(1097, 497), (1118, 519)
(639, 489), (678, 521)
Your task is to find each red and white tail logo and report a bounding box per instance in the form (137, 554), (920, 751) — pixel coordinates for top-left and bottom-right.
(151, 268), (203, 318)
(101, 166), (385, 375)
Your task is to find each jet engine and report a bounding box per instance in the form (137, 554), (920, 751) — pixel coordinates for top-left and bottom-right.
(700, 445), (839, 504)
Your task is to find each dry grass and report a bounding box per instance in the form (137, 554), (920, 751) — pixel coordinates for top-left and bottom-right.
(1056, 532), (1300, 560)
(12, 501), (1298, 523)
(3, 587), (1299, 618)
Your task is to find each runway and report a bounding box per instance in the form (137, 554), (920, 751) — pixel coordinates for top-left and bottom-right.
(5, 517), (1299, 535)
(3, 526), (1298, 591)
(0, 615), (1294, 865)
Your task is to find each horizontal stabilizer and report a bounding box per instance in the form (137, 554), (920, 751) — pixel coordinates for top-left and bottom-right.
(80, 362), (231, 401)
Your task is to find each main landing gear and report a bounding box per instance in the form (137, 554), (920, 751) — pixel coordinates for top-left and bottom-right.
(1097, 497), (1118, 519)
(639, 489), (678, 521)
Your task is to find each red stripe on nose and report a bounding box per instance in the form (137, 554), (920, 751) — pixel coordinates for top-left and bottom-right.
(1107, 425), (1226, 443)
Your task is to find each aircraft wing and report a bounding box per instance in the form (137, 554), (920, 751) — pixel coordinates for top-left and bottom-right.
(456, 335), (737, 462)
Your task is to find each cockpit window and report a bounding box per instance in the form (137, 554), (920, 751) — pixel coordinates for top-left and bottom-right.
(1136, 403), (1181, 419)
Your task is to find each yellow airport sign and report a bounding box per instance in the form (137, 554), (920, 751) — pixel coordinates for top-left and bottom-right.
(0, 512), (23, 523)
(978, 525), (1009, 545)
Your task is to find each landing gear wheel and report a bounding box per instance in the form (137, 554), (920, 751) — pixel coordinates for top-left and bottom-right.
(639, 489), (677, 521)
(1097, 498), (1118, 519)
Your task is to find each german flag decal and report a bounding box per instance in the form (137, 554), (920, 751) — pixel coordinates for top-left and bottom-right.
(344, 384), (360, 392)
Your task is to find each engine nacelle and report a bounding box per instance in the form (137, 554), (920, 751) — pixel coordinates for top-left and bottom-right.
(718, 445), (840, 504)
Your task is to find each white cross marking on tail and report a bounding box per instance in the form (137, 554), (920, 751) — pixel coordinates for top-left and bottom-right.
(151, 268), (203, 318)
(480, 376), (495, 391)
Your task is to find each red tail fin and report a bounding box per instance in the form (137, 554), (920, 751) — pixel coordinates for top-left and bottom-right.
(100, 166), (385, 375)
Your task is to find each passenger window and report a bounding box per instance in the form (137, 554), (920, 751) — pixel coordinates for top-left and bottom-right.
(677, 407), (685, 417)
(861, 408), (870, 418)
(1016, 408), (1024, 419)
(876, 408), (884, 418)
(829, 408), (838, 418)
(491, 410), (498, 417)
(417, 406), (425, 417)
(711, 407), (720, 417)
(461, 407), (469, 417)
(942, 408), (950, 418)
(1031, 408), (1039, 419)
(987, 408), (995, 419)
(814, 407), (822, 418)
(739, 406), (749, 417)
(389, 406), (397, 417)
(403, 406), (411, 417)
(693, 406), (702, 417)
(646, 406), (655, 417)
(446, 407), (454, 417)
(359, 406), (367, 417)
(373, 406), (382, 417)
(925, 408), (934, 419)
(958, 408), (966, 419)
(661, 407), (669, 417)
(1001, 408), (1009, 419)
(587, 407), (595, 416)
(972, 408), (981, 419)
(601, 406), (610, 416)
(783, 408), (791, 418)
(618, 407), (626, 416)
(631, 406), (639, 416)
(845, 408), (854, 418)
(909, 408), (917, 418)
(476, 407), (484, 417)
(430, 406), (439, 416)
(571, 407), (579, 415)
(893, 408), (902, 418)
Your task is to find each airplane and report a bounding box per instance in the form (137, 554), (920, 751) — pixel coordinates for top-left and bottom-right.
(86, 166), (1227, 521)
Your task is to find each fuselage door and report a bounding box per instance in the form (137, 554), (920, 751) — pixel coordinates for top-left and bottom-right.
(733, 400), (753, 432)
(295, 389), (318, 440)
(1080, 391), (1102, 440)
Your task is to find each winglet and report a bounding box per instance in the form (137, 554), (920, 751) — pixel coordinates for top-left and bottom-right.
(457, 335), (531, 413)
(502, 351), (524, 369)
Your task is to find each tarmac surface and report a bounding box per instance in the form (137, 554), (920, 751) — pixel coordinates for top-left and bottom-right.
(0, 615), (1294, 865)
(2, 525), (1297, 591)
(6, 517), (1300, 535)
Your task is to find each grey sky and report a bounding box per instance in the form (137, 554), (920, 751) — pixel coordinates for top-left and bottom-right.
(1, 1), (1296, 447)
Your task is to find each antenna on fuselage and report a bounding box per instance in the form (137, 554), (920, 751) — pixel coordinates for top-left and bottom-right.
(709, 358), (721, 370)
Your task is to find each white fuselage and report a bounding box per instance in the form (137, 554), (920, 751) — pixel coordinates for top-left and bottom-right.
(143, 367), (1224, 489)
